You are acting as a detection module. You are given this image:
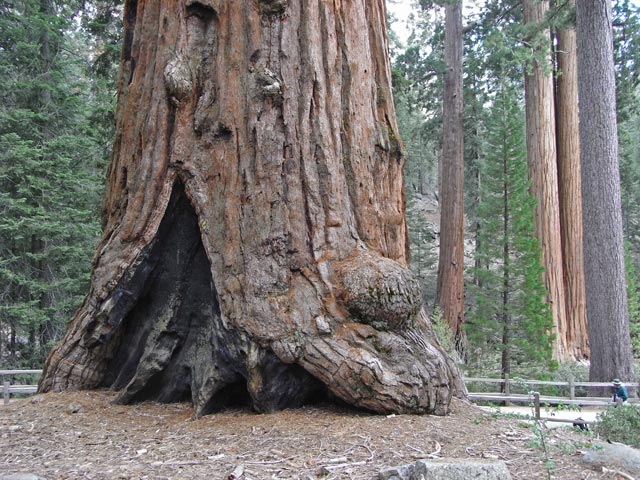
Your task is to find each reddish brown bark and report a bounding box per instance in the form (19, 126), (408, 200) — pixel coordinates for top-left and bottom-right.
(555, 4), (590, 360)
(39, 0), (463, 415)
(523, 0), (569, 361)
(436, 1), (465, 345)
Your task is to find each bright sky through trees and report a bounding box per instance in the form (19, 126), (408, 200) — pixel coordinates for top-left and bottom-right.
(387, 0), (640, 45)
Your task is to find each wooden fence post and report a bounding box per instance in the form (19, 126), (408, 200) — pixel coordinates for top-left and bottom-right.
(533, 392), (541, 420)
(504, 374), (510, 406)
(569, 376), (575, 400)
(3, 381), (9, 405)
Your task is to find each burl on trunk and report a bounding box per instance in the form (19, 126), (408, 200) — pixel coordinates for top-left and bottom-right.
(40, 0), (463, 415)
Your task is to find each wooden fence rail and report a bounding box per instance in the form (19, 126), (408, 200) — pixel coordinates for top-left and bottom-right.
(1, 370), (638, 421)
(1, 369), (42, 405)
(463, 375), (638, 402)
(464, 376), (639, 425)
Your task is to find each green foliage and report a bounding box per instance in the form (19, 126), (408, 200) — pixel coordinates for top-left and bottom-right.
(0, 0), (113, 367)
(395, 89), (440, 300)
(624, 242), (640, 357)
(616, 2), (640, 274)
(430, 307), (463, 364)
(466, 84), (554, 375)
(619, 113), (640, 244)
(613, 0), (640, 123)
(529, 419), (554, 480)
(594, 406), (640, 447)
(551, 361), (590, 396)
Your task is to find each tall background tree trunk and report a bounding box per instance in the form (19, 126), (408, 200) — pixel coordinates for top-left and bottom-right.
(436, 1), (465, 346)
(523, 0), (569, 361)
(555, 0), (589, 361)
(40, 0), (463, 415)
(577, 0), (634, 387)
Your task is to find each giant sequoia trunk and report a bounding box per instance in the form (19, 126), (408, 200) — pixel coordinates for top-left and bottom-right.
(523, 0), (569, 361)
(554, 3), (590, 361)
(39, 0), (463, 415)
(436, 1), (465, 346)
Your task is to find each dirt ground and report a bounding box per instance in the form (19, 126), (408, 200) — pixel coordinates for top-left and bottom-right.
(0, 390), (623, 479)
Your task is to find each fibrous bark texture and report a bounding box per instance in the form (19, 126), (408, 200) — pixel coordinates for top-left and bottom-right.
(555, 3), (589, 361)
(523, 0), (569, 361)
(436, 1), (465, 347)
(577, 0), (634, 386)
(39, 0), (463, 415)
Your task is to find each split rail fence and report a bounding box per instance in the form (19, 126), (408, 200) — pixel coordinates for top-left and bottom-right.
(465, 376), (639, 425)
(1, 370), (41, 404)
(1, 370), (638, 425)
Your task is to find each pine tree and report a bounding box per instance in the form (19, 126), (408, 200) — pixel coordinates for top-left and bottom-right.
(0, 0), (107, 367)
(467, 84), (554, 377)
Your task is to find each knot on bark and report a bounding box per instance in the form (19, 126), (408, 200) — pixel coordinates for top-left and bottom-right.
(256, 68), (282, 97)
(186, 1), (217, 22)
(164, 54), (194, 101)
(334, 252), (422, 332)
(259, 0), (287, 16)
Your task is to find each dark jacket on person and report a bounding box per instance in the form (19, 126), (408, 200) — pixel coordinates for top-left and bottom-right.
(613, 384), (629, 402)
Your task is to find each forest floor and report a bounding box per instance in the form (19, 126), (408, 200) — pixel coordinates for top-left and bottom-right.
(0, 390), (627, 479)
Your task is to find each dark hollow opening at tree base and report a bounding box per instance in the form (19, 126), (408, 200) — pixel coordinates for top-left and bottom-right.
(102, 181), (327, 415)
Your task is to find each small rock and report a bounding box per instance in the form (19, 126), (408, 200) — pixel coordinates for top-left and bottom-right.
(30, 396), (44, 404)
(378, 463), (415, 480)
(66, 403), (83, 414)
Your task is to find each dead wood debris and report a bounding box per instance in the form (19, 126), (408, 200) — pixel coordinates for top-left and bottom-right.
(0, 391), (607, 479)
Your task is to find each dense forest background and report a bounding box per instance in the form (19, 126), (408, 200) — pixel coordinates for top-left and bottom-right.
(1, 0), (639, 383)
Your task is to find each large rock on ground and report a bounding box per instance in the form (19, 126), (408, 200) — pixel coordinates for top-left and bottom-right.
(580, 442), (640, 476)
(379, 459), (512, 480)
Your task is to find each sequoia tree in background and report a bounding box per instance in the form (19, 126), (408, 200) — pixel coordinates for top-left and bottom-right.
(39, 0), (463, 415)
(436, 0), (465, 346)
(577, 0), (634, 386)
(523, 0), (568, 361)
(554, 0), (589, 361)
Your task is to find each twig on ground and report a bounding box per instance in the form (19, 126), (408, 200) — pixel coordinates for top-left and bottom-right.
(601, 467), (635, 480)
(322, 461), (368, 470)
(429, 441), (442, 457)
(149, 460), (207, 466)
(244, 455), (299, 465)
